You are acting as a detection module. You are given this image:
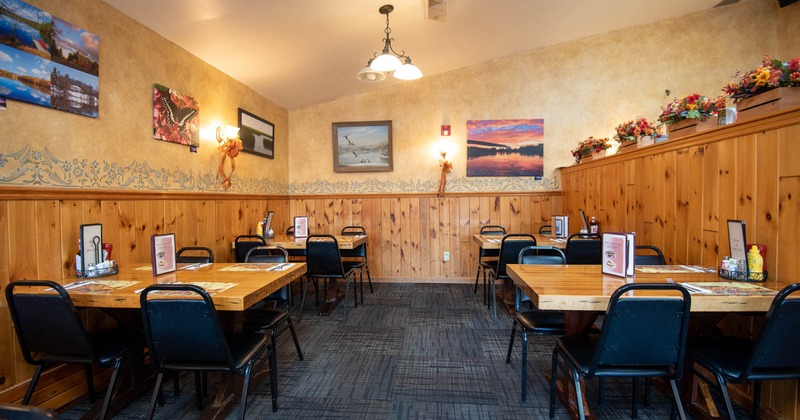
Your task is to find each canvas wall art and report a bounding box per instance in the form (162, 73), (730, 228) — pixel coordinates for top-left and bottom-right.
(332, 121), (392, 172)
(238, 108), (274, 159)
(153, 84), (199, 147)
(0, 0), (99, 117)
(466, 119), (544, 177)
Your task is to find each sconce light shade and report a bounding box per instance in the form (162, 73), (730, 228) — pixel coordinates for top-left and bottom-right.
(216, 125), (240, 142)
(357, 62), (388, 82)
(393, 57), (423, 80)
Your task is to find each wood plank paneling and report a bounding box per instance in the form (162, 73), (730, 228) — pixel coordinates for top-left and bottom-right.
(561, 108), (800, 420)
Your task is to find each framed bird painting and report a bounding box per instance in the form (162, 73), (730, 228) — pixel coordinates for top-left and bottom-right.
(153, 84), (199, 147)
(331, 120), (393, 173)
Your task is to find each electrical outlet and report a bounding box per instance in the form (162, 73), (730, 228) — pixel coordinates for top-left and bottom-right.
(443, 251), (450, 262)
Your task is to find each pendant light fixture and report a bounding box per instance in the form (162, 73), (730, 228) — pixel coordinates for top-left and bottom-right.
(357, 4), (422, 81)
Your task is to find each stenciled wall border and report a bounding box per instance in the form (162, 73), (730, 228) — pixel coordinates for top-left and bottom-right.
(0, 146), (559, 194)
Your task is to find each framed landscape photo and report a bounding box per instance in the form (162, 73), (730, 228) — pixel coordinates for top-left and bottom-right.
(238, 108), (274, 159)
(332, 120), (392, 172)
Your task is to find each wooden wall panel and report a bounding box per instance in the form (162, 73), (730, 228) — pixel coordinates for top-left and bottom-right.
(561, 108), (800, 419)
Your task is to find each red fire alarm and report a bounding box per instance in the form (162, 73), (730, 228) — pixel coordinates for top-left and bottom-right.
(441, 125), (451, 136)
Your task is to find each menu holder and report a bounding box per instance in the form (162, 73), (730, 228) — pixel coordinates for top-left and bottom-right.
(551, 215), (569, 238)
(79, 223), (103, 274)
(151, 233), (177, 276)
(294, 216), (309, 238)
(602, 232), (635, 277)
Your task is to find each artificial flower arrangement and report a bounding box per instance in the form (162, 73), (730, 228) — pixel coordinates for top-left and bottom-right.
(723, 55), (800, 103)
(613, 117), (661, 143)
(658, 93), (727, 125)
(571, 136), (611, 160)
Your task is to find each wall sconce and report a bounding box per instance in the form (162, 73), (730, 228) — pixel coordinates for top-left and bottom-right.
(216, 125), (242, 191)
(437, 143), (453, 197)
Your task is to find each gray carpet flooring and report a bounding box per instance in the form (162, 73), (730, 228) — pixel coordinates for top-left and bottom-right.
(60, 282), (742, 419)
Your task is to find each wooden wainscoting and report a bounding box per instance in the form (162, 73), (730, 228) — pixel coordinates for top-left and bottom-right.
(0, 187), (561, 406)
(560, 106), (800, 419)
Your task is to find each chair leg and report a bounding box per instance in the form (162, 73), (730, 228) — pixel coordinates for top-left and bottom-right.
(365, 264), (373, 293)
(632, 377), (639, 418)
(549, 349), (559, 418)
(270, 329), (279, 404)
(492, 274), (498, 325)
(353, 273), (359, 309)
(644, 377), (651, 406)
(98, 359), (123, 420)
(146, 373), (164, 420)
(474, 264), (481, 294)
(239, 363), (253, 419)
(669, 379), (687, 420)
(359, 268), (364, 305)
(23, 364), (45, 405)
(598, 377), (604, 407)
(715, 372), (737, 420)
(521, 330), (528, 402)
(753, 380), (762, 420)
(194, 372), (203, 409)
(343, 276), (350, 323)
(505, 319), (517, 363)
(299, 277), (309, 322)
(572, 367), (586, 420)
(85, 365), (96, 403)
(286, 316), (304, 360)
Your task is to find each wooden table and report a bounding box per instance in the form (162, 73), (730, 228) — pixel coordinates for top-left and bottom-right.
(471, 233), (566, 250)
(506, 263), (788, 420)
(266, 234), (367, 315)
(61, 262), (306, 420)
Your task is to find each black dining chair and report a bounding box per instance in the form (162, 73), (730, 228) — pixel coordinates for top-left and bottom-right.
(635, 245), (666, 265)
(565, 233), (602, 265)
(686, 283), (800, 420)
(549, 283), (691, 420)
(283, 226), (308, 260)
(5, 280), (145, 420)
(175, 246), (214, 264)
(506, 246), (567, 401)
(242, 246), (305, 373)
(538, 225), (553, 235)
(301, 234), (358, 322)
(234, 235), (266, 263)
(340, 225), (373, 304)
(475, 225), (506, 305)
(489, 233), (536, 324)
(0, 403), (58, 420)
(140, 284), (273, 418)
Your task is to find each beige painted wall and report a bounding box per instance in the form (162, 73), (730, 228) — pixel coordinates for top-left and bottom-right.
(288, 0), (794, 194)
(0, 0), (289, 192)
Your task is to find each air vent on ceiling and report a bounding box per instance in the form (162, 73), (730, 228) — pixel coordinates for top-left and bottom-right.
(425, 0), (447, 22)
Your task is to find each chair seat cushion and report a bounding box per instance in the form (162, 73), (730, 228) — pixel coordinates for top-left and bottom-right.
(242, 308), (289, 331)
(343, 261), (367, 270)
(557, 334), (673, 378)
(517, 310), (565, 335)
(688, 336), (800, 381)
(225, 332), (270, 371)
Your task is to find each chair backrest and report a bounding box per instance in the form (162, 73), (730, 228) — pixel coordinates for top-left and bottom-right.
(495, 234), (536, 279)
(587, 283), (691, 379)
(244, 246), (288, 263)
(234, 235), (266, 263)
(340, 226), (367, 258)
(306, 234), (345, 278)
(0, 403), (58, 420)
(538, 225), (552, 235)
(286, 226), (295, 235)
(566, 233), (602, 265)
(635, 245), (666, 265)
(140, 284), (236, 371)
(5, 281), (95, 365)
(480, 225), (506, 235)
(175, 246), (214, 264)
(740, 283), (800, 376)
(518, 246), (566, 265)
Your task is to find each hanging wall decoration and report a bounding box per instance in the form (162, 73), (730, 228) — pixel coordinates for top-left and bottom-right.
(153, 84), (200, 148)
(466, 119), (544, 178)
(0, 0), (99, 117)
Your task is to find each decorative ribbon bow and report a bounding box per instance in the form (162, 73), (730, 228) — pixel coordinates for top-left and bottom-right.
(437, 158), (453, 197)
(218, 137), (243, 191)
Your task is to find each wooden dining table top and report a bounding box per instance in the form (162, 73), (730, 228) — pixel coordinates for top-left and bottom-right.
(266, 234), (367, 250)
(507, 264), (789, 313)
(472, 233), (567, 249)
(55, 262), (307, 311)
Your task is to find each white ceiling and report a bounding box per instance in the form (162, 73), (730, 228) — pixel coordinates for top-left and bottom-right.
(101, 0), (724, 110)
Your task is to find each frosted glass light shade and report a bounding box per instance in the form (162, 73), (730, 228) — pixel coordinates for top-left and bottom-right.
(393, 61), (422, 80)
(357, 65), (387, 82)
(370, 53), (402, 72)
